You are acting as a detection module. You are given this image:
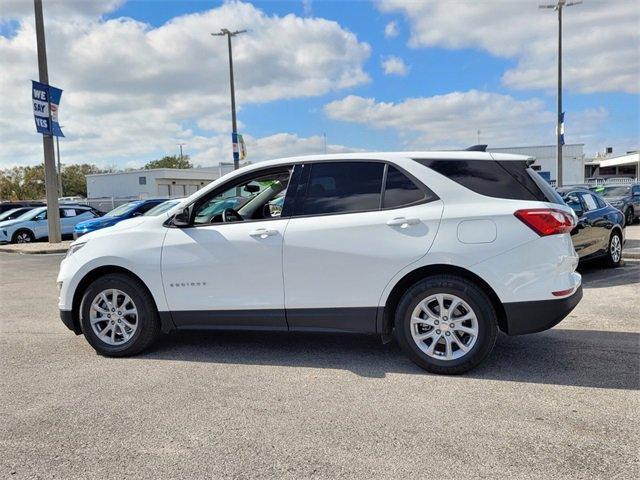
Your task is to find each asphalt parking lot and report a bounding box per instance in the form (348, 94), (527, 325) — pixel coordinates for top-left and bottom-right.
(1, 243), (639, 479)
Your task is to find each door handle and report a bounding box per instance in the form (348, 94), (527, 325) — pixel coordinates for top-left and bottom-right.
(249, 228), (277, 238)
(386, 217), (420, 228)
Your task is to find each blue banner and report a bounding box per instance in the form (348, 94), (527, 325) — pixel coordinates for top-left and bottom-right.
(32, 80), (64, 137)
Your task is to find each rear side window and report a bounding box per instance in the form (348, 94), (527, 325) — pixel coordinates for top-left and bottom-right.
(416, 159), (563, 204)
(383, 166), (426, 208)
(296, 162), (384, 216)
(580, 193), (598, 211)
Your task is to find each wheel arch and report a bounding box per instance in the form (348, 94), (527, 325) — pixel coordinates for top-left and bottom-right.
(70, 265), (171, 334)
(380, 264), (507, 337)
(11, 228), (35, 243)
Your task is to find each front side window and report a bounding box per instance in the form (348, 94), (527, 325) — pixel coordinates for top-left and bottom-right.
(563, 192), (583, 214)
(296, 162), (384, 216)
(383, 166), (426, 208)
(193, 169), (292, 225)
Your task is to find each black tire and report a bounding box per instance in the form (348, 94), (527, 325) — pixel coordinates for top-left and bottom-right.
(80, 273), (160, 357)
(394, 275), (498, 375)
(12, 229), (34, 244)
(624, 207), (634, 227)
(605, 230), (623, 268)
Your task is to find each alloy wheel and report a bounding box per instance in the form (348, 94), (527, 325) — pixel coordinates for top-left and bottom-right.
(89, 289), (138, 345)
(610, 234), (622, 263)
(16, 232), (31, 243)
(410, 293), (479, 361)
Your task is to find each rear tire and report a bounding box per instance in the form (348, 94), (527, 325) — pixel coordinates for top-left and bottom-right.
(394, 275), (498, 374)
(605, 230), (623, 268)
(12, 229), (34, 244)
(80, 273), (160, 357)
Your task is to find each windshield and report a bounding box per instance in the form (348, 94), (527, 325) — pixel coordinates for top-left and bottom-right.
(14, 207), (46, 221)
(144, 200), (180, 216)
(104, 202), (140, 218)
(0, 209), (22, 221)
(595, 186), (631, 198)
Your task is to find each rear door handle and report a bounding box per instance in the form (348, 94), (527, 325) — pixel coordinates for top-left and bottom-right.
(386, 217), (420, 228)
(249, 228), (278, 238)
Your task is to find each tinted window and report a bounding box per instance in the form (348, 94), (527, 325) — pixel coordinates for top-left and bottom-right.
(137, 202), (161, 214)
(383, 166), (425, 208)
(594, 195), (607, 209)
(416, 159), (561, 203)
(580, 193), (598, 211)
(563, 192), (583, 213)
(297, 162), (384, 216)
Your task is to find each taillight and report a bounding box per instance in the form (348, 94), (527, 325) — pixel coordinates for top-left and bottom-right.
(514, 208), (575, 236)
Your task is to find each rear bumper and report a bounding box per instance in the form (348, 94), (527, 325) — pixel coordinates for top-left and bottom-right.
(502, 284), (583, 335)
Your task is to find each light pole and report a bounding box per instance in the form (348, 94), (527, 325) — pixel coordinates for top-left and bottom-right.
(34, 0), (61, 242)
(212, 28), (246, 170)
(177, 143), (186, 162)
(539, 0), (582, 187)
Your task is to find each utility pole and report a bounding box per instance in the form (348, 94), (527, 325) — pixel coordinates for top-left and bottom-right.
(212, 28), (246, 170)
(177, 143), (186, 162)
(539, 0), (582, 187)
(34, 0), (61, 242)
(56, 134), (62, 196)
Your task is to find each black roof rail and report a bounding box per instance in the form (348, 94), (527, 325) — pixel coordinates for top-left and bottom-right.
(465, 144), (488, 152)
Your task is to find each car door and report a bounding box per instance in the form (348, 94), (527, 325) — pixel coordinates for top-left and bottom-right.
(632, 185), (640, 214)
(578, 192), (608, 257)
(161, 166), (294, 329)
(282, 160), (443, 333)
(59, 208), (79, 234)
(31, 209), (49, 239)
(564, 191), (590, 256)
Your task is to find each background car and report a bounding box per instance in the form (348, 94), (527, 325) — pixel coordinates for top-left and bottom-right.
(557, 187), (625, 267)
(590, 183), (640, 226)
(143, 198), (185, 217)
(0, 207), (37, 222)
(0, 206), (99, 243)
(0, 201), (45, 215)
(73, 199), (166, 238)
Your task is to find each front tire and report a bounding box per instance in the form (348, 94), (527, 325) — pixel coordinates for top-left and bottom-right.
(394, 275), (498, 374)
(605, 230), (623, 268)
(80, 273), (160, 356)
(624, 207), (634, 226)
(12, 229), (34, 244)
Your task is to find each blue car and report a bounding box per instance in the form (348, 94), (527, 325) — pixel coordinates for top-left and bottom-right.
(73, 199), (166, 239)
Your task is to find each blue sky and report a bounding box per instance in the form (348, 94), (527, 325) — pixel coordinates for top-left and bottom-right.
(1, 0), (638, 168)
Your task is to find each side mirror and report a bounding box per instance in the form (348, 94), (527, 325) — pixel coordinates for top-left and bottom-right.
(131, 211), (142, 217)
(172, 207), (191, 227)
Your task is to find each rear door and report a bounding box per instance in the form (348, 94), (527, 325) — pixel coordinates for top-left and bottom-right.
(578, 192), (608, 256)
(282, 160), (443, 333)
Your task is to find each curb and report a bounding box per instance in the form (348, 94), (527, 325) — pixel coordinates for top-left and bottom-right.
(623, 250), (640, 260)
(0, 245), (70, 255)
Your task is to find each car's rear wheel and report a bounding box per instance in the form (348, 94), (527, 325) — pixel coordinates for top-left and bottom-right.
(12, 229), (34, 244)
(394, 275), (498, 374)
(606, 230), (623, 267)
(80, 273), (160, 356)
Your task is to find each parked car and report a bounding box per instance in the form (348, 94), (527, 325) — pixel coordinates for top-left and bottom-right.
(73, 199), (166, 239)
(0, 206), (99, 243)
(0, 201), (45, 215)
(557, 187), (625, 266)
(143, 198), (185, 217)
(590, 183), (640, 226)
(0, 207), (37, 222)
(58, 152), (582, 374)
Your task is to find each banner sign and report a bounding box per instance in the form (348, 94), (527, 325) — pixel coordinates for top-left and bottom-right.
(232, 132), (246, 161)
(32, 80), (64, 137)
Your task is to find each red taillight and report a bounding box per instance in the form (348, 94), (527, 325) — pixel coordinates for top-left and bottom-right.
(514, 208), (575, 236)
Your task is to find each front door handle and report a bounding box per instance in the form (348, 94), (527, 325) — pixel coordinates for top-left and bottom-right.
(249, 228), (278, 238)
(386, 217), (420, 228)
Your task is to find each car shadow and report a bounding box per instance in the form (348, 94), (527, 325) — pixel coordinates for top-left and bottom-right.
(142, 328), (639, 390)
(578, 258), (640, 288)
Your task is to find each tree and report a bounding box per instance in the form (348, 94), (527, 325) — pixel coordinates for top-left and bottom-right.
(62, 164), (104, 197)
(144, 155), (192, 170)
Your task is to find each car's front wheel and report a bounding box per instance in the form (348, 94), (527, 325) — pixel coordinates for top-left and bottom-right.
(394, 275), (498, 374)
(12, 229), (34, 243)
(605, 230), (623, 268)
(80, 273), (160, 356)
(624, 207), (634, 226)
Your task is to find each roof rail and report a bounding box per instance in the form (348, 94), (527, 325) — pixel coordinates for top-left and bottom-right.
(465, 144), (488, 152)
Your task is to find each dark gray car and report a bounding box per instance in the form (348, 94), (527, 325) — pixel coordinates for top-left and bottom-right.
(591, 183), (640, 226)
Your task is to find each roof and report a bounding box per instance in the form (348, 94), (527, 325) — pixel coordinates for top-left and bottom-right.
(598, 152), (639, 168)
(86, 167), (221, 178)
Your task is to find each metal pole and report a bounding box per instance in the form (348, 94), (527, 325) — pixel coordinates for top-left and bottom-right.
(227, 33), (239, 170)
(34, 0), (61, 243)
(56, 135), (62, 196)
(556, 5), (563, 187)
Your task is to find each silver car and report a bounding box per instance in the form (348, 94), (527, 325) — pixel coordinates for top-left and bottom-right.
(0, 206), (98, 243)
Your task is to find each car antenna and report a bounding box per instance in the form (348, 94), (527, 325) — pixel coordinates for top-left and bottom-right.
(465, 144), (488, 152)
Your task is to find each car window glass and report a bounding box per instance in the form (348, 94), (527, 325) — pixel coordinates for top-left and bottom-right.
(563, 192), (583, 213)
(137, 202), (159, 214)
(297, 162), (384, 216)
(580, 193), (598, 211)
(194, 170), (291, 225)
(34, 210), (47, 220)
(61, 209), (77, 218)
(594, 195), (606, 209)
(383, 166), (425, 208)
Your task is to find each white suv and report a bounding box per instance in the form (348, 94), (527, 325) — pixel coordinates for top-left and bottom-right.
(58, 152), (582, 374)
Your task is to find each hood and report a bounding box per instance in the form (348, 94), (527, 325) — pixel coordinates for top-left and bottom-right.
(605, 196), (626, 203)
(0, 219), (23, 228)
(73, 216), (148, 243)
(74, 216), (121, 231)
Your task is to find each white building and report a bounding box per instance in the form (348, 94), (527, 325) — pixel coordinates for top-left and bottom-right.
(86, 163), (242, 199)
(585, 151), (639, 180)
(488, 144), (584, 185)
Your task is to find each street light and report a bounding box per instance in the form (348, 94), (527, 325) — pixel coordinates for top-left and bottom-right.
(212, 28), (246, 170)
(177, 143), (186, 162)
(539, 0), (582, 187)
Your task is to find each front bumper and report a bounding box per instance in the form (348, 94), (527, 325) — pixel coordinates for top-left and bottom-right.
(60, 309), (81, 334)
(502, 284), (583, 335)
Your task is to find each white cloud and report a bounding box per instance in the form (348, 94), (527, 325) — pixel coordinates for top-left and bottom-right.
(0, 1), (371, 168)
(324, 91), (607, 150)
(384, 20), (398, 38)
(381, 55), (408, 76)
(378, 0), (639, 94)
